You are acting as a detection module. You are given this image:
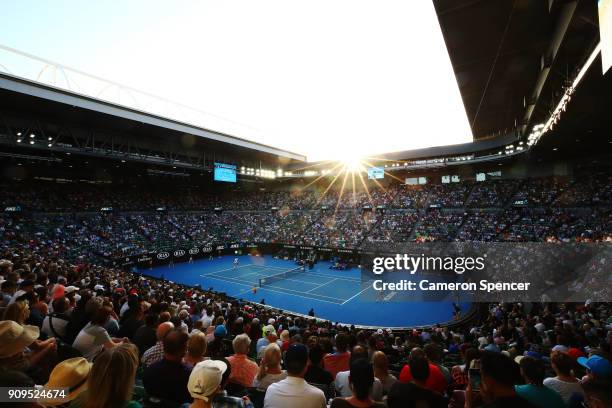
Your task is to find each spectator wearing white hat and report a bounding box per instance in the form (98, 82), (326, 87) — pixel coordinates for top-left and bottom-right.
(187, 359), (252, 408)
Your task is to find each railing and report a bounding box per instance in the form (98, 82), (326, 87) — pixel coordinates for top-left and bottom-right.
(0, 43), (265, 143)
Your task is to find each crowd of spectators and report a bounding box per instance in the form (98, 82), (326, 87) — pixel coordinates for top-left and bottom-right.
(3, 175), (611, 212)
(1, 178), (610, 261)
(0, 175), (611, 407)
(0, 242), (611, 407)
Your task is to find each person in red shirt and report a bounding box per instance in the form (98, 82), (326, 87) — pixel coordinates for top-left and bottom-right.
(323, 332), (351, 379)
(399, 347), (447, 395)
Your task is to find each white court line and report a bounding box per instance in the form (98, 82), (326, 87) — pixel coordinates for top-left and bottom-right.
(203, 274), (353, 303)
(205, 274), (345, 305)
(307, 272), (361, 283)
(201, 264), (251, 276)
(306, 278), (338, 293)
(216, 263), (362, 283)
(257, 265), (360, 280)
(262, 269), (361, 283)
(259, 276), (321, 287)
(203, 271), (320, 288)
(261, 265), (361, 280)
(201, 274), (254, 288)
(341, 283), (373, 305)
(207, 270), (262, 280)
(258, 285), (345, 304)
(260, 282), (345, 302)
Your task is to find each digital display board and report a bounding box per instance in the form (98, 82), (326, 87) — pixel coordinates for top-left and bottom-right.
(367, 167), (385, 180)
(214, 163), (237, 183)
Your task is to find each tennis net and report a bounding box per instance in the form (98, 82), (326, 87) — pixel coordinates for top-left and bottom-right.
(258, 266), (305, 287)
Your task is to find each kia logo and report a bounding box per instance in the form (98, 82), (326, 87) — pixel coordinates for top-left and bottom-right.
(202, 247), (212, 253)
(157, 252), (170, 260)
(174, 250), (185, 257)
(189, 248), (199, 255)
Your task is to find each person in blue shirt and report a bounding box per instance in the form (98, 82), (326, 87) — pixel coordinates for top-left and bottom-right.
(515, 356), (565, 408)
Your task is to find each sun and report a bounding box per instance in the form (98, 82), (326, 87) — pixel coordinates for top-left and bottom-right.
(339, 154), (364, 173)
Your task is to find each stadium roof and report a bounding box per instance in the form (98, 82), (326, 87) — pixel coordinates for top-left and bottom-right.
(0, 72), (307, 169)
(434, 0), (601, 139)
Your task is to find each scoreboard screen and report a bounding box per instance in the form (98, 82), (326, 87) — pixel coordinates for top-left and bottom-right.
(367, 167), (385, 180)
(214, 163), (237, 183)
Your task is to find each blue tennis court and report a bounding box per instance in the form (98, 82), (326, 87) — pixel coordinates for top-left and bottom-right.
(139, 255), (469, 328)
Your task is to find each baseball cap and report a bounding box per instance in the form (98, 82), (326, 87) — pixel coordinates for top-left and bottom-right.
(263, 324), (276, 336)
(187, 360), (227, 401)
(577, 355), (612, 378)
(285, 343), (308, 365)
(214, 325), (227, 338)
(19, 279), (34, 288)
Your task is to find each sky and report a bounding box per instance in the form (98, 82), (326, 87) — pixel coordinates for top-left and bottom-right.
(0, 0), (473, 162)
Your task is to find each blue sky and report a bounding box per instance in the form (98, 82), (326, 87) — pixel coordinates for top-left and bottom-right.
(0, 0), (473, 161)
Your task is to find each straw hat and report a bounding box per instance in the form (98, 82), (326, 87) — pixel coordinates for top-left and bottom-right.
(0, 321), (39, 358)
(43, 357), (91, 405)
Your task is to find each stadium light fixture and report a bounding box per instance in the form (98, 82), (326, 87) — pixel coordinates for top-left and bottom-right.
(16, 139), (22, 143)
(539, 42), (601, 138)
(29, 140), (35, 145)
(16, 132), (22, 136)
